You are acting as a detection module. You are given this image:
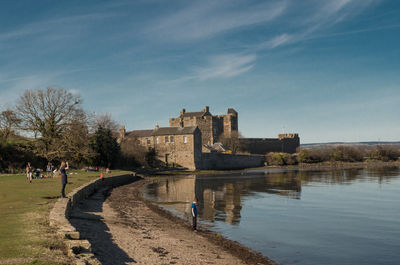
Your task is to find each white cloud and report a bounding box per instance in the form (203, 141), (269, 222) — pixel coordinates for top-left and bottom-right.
(193, 53), (256, 80)
(256, 0), (380, 50)
(68, 89), (80, 96)
(147, 0), (287, 41)
(262, 33), (293, 49)
(0, 12), (118, 45)
(0, 74), (53, 105)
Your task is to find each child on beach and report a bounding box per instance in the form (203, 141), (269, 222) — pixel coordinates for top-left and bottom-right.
(191, 197), (198, 231)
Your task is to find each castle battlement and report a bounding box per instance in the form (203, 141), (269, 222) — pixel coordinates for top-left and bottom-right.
(278, 133), (299, 140)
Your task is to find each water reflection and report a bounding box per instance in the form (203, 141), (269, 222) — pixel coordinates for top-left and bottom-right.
(145, 168), (399, 226)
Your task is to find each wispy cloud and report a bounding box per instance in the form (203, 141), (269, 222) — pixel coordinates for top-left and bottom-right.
(193, 53), (256, 80)
(0, 74), (54, 105)
(258, 0), (381, 49)
(0, 12), (118, 45)
(147, 0), (287, 41)
(262, 33), (293, 49)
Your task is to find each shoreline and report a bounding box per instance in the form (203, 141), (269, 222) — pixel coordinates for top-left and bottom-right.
(108, 178), (276, 265)
(135, 160), (400, 176)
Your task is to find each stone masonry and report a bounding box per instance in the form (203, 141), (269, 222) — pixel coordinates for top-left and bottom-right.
(120, 106), (299, 170)
(169, 106), (238, 152)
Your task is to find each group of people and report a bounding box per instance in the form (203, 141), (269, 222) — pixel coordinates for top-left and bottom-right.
(26, 161), (200, 230)
(26, 161), (70, 198)
(25, 162), (56, 182)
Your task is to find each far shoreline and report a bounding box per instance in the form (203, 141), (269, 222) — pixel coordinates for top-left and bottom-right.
(135, 160), (400, 177)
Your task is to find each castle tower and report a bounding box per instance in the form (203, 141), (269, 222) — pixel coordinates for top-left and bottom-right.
(118, 125), (126, 143)
(223, 108), (238, 138)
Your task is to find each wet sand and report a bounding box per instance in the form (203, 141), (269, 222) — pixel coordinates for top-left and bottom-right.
(70, 179), (275, 265)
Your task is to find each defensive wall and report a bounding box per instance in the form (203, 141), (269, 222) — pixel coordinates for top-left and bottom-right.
(49, 173), (139, 264)
(200, 153), (265, 170)
(239, 134), (300, 154)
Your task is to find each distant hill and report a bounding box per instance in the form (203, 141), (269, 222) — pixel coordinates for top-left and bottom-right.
(302, 141), (400, 149)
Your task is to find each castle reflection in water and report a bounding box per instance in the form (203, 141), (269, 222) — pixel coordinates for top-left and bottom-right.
(145, 168), (397, 225)
(146, 172), (302, 225)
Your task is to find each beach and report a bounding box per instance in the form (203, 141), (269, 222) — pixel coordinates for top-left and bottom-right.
(70, 178), (275, 265)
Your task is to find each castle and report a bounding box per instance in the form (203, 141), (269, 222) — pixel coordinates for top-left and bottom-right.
(120, 106), (300, 170)
(169, 106), (238, 152)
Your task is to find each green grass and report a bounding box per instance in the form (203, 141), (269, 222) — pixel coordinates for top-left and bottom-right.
(0, 170), (131, 264)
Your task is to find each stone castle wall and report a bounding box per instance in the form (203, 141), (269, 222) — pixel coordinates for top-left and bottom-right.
(49, 173), (139, 262)
(200, 153), (264, 170)
(152, 131), (202, 170)
(239, 134), (300, 154)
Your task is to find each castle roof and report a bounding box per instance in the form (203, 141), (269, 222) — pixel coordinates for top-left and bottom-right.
(181, 111), (206, 118)
(152, 126), (198, 136)
(126, 129), (153, 137)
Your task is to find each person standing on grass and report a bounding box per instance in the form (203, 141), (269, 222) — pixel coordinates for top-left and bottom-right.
(60, 161), (69, 198)
(26, 162), (33, 183)
(191, 197), (198, 231)
(46, 162), (52, 178)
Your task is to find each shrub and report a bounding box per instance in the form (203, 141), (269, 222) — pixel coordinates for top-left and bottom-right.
(265, 152), (297, 166)
(330, 147), (364, 162)
(0, 141), (45, 173)
(369, 146), (400, 162)
(297, 148), (330, 163)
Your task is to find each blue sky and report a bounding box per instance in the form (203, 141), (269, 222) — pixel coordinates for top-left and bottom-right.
(0, 0), (399, 143)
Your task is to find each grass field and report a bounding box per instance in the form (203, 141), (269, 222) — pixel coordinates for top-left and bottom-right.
(0, 170), (131, 265)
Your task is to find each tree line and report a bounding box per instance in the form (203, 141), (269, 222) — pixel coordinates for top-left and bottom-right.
(0, 87), (144, 173)
(266, 145), (400, 166)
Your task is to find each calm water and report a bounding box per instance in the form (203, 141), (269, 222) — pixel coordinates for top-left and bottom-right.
(143, 168), (400, 265)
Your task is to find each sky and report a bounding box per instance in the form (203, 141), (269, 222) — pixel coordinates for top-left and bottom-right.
(0, 0), (399, 143)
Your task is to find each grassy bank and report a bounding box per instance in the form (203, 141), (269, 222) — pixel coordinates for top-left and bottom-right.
(0, 170), (131, 265)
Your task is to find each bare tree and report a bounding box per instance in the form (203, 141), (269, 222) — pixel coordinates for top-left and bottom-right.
(218, 131), (243, 154)
(16, 87), (83, 160)
(0, 109), (21, 141)
(91, 113), (119, 133)
(60, 109), (91, 165)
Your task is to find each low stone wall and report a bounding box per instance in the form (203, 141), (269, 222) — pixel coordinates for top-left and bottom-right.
(49, 173), (138, 265)
(200, 153), (265, 170)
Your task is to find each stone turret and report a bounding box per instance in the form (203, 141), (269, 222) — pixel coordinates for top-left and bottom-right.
(227, 108), (237, 116)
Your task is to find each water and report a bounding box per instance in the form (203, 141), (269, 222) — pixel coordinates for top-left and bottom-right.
(143, 168), (400, 265)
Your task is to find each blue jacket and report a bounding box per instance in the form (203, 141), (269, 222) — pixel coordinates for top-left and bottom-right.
(191, 202), (197, 217)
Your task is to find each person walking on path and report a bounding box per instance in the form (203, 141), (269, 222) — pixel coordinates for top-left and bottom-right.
(26, 162), (33, 183)
(191, 197), (198, 231)
(60, 161), (69, 198)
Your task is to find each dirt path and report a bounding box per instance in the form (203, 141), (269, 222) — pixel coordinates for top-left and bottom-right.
(70, 179), (275, 265)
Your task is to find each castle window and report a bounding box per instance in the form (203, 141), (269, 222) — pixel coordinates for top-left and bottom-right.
(183, 136), (187, 143)
(170, 135), (174, 143)
(165, 136), (169, 143)
(156, 137), (159, 144)
(146, 138), (151, 145)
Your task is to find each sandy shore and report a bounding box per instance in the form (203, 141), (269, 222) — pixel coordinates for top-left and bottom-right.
(70, 179), (275, 265)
